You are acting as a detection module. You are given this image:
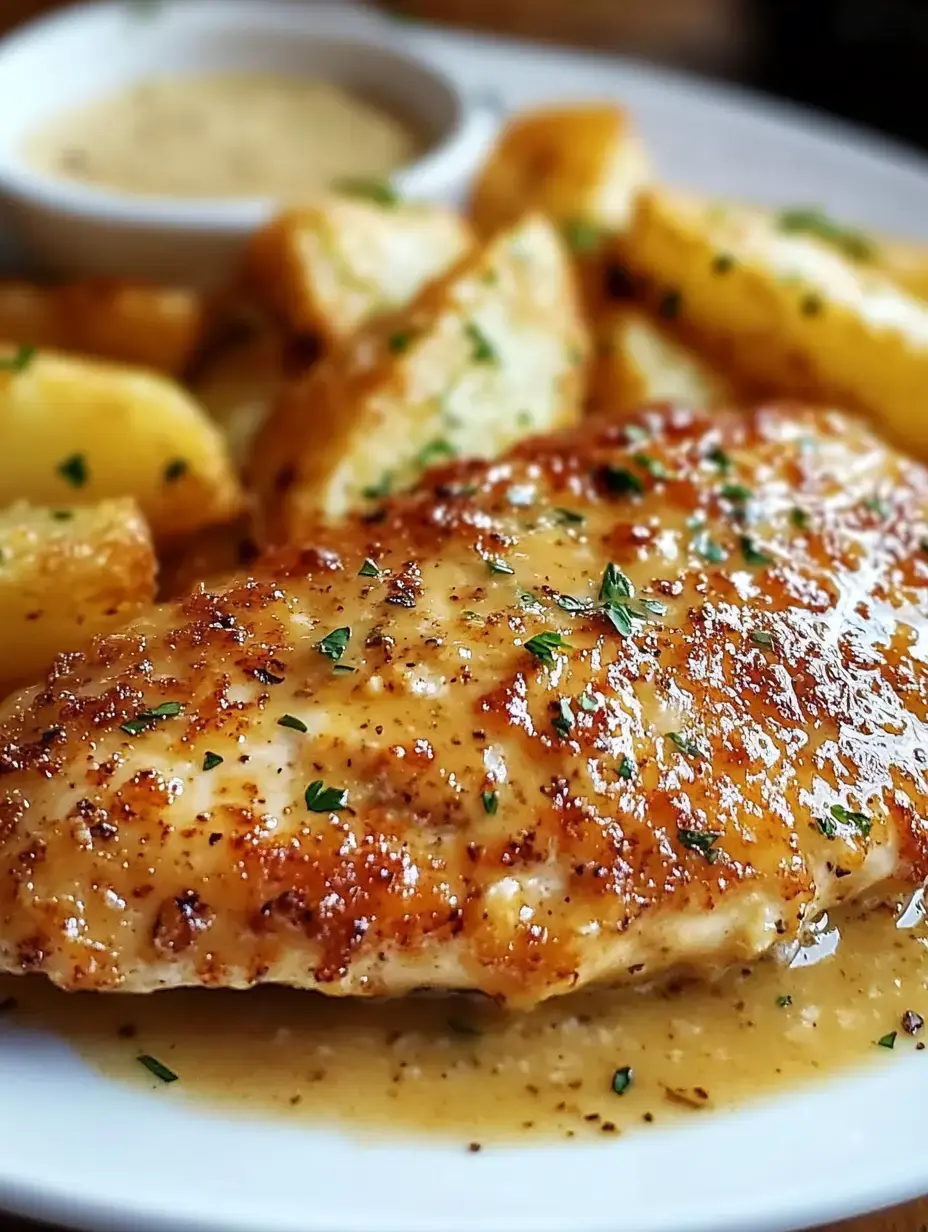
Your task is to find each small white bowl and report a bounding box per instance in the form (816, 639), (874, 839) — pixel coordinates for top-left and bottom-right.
(0, 0), (498, 285)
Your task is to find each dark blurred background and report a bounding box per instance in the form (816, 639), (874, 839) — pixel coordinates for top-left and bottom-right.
(3, 0), (928, 156)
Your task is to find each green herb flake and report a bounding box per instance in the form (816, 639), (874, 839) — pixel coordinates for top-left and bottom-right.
(706, 445), (731, 472)
(358, 558), (381, 578)
(623, 424), (650, 445)
(617, 754), (635, 781)
(138, 1054), (178, 1084)
(304, 780), (349, 813)
(555, 593), (592, 615)
(552, 698), (575, 739)
(51, 510), (73, 521)
(599, 465), (645, 498)
(678, 827), (722, 864)
(611, 1065), (633, 1095)
(417, 438), (457, 469)
(202, 751), (223, 772)
(777, 206), (875, 263)
(278, 714), (308, 733)
(877, 1031), (897, 1050)
(333, 664), (357, 675)
(864, 496), (888, 517)
(0, 344), (37, 373)
(739, 536), (773, 567)
(388, 330), (415, 354)
(553, 507), (585, 525)
(634, 453), (673, 480)
(523, 631), (571, 667)
(120, 701), (182, 737)
(801, 293), (824, 317)
(317, 626), (351, 661)
(712, 253), (735, 275)
(334, 177), (399, 207)
(363, 473), (393, 501)
(481, 790), (499, 816)
(830, 804), (872, 836)
(657, 288), (682, 320)
(58, 453), (88, 488)
(668, 731), (702, 759)
(578, 691), (598, 713)
(721, 482), (752, 504)
(751, 630), (774, 648)
(562, 218), (603, 254)
(163, 458), (188, 484)
(817, 814), (838, 839)
(599, 561), (634, 604)
(694, 534), (726, 564)
(790, 507), (810, 530)
(487, 557), (515, 576)
(465, 321), (497, 364)
(776, 994), (792, 1008)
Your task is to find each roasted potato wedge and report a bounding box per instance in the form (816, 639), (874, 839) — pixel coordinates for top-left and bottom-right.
(588, 306), (741, 416)
(0, 499), (156, 692)
(470, 104), (651, 242)
(246, 196), (473, 345)
(876, 234), (928, 302)
(0, 347), (243, 539)
(251, 213), (589, 540)
(0, 279), (205, 374)
(619, 189), (928, 454)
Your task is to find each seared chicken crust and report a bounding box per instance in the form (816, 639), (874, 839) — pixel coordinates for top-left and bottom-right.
(1, 405), (927, 1005)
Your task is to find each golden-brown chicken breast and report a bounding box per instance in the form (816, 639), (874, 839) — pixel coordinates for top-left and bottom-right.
(0, 404), (926, 1006)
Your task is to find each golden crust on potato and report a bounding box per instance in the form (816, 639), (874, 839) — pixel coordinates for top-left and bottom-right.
(0, 348), (243, 540)
(249, 214), (589, 541)
(246, 196), (473, 345)
(0, 499), (156, 693)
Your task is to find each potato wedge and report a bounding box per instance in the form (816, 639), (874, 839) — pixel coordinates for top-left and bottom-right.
(589, 306), (740, 416)
(246, 196), (473, 345)
(0, 499), (156, 692)
(251, 213), (589, 540)
(470, 105), (651, 242)
(876, 235), (928, 303)
(0, 279), (204, 374)
(0, 347), (242, 539)
(618, 189), (928, 455)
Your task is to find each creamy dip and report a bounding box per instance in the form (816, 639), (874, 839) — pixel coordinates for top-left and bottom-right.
(3, 893), (925, 1145)
(24, 73), (423, 200)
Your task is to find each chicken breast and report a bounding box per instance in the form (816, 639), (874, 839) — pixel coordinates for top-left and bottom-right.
(1, 405), (927, 1006)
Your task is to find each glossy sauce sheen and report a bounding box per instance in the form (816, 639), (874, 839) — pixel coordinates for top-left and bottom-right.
(2, 898), (926, 1141)
(1, 406), (927, 1009)
(24, 73), (423, 200)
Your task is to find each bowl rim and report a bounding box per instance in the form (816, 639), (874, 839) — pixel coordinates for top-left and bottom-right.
(0, 0), (472, 229)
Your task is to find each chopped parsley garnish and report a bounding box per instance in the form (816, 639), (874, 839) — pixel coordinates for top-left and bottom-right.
(877, 1031), (897, 1050)
(694, 534), (726, 564)
(120, 701), (182, 736)
(706, 445), (731, 472)
(712, 253), (735, 275)
(555, 592), (593, 614)
(596, 562), (665, 637)
(304, 780), (349, 812)
(599, 465), (644, 497)
(58, 453), (88, 488)
(776, 994), (792, 1008)
(657, 288), (682, 320)
(0, 344), (37, 372)
(777, 206), (875, 262)
(138, 1054), (178, 1084)
(739, 536), (773, 566)
(554, 507), (585, 525)
(634, 453), (673, 480)
(578, 691), (598, 712)
(830, 804), (872, 836)
(358, 558), (381, 578)
(388, 331), (415, 354)
(334, 177), (399, 207)
(363, 472), (393, 500)
(599, 561), (633, 604)
(801, 293), (824, 317)
(51, 510), (73, 521)
(623, 424), (650, 445)
(465, 321), (497, 363)
(864, 496), (888, 517)
(202, 751), (223, 772)
(278, 714), (308, 733)
(817, 814), (838, 840)
(333, 664), (356, 675)
(417, 438), (457, 469)
(751, 630), (774, 648)
(790, 507), (809, 530)
(482, 790), (499, 816)
(721, 482), (751, 504)
(678, 827), (722, 863)
(163, 458), (188, 483)
(617, 754), (634, 781)
(552, 698), (575, 739)
(523, 631), (571, 667)
(487, 556), (514, 575)
(668, 731), (702, 759)
(317, 626), (351, 661)
(611, 1066), (633, 1095)
(562, 218), (603, 254)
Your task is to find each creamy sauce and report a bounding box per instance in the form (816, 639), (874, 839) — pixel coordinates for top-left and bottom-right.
(3, 896), (926, 1144)
(24, 73), (423, 200)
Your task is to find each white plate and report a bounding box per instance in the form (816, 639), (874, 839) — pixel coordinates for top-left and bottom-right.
(2, 12), (928, 1232)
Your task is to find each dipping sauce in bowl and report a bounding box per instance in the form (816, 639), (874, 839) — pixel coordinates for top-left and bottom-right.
(23, 72), (425, 200)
